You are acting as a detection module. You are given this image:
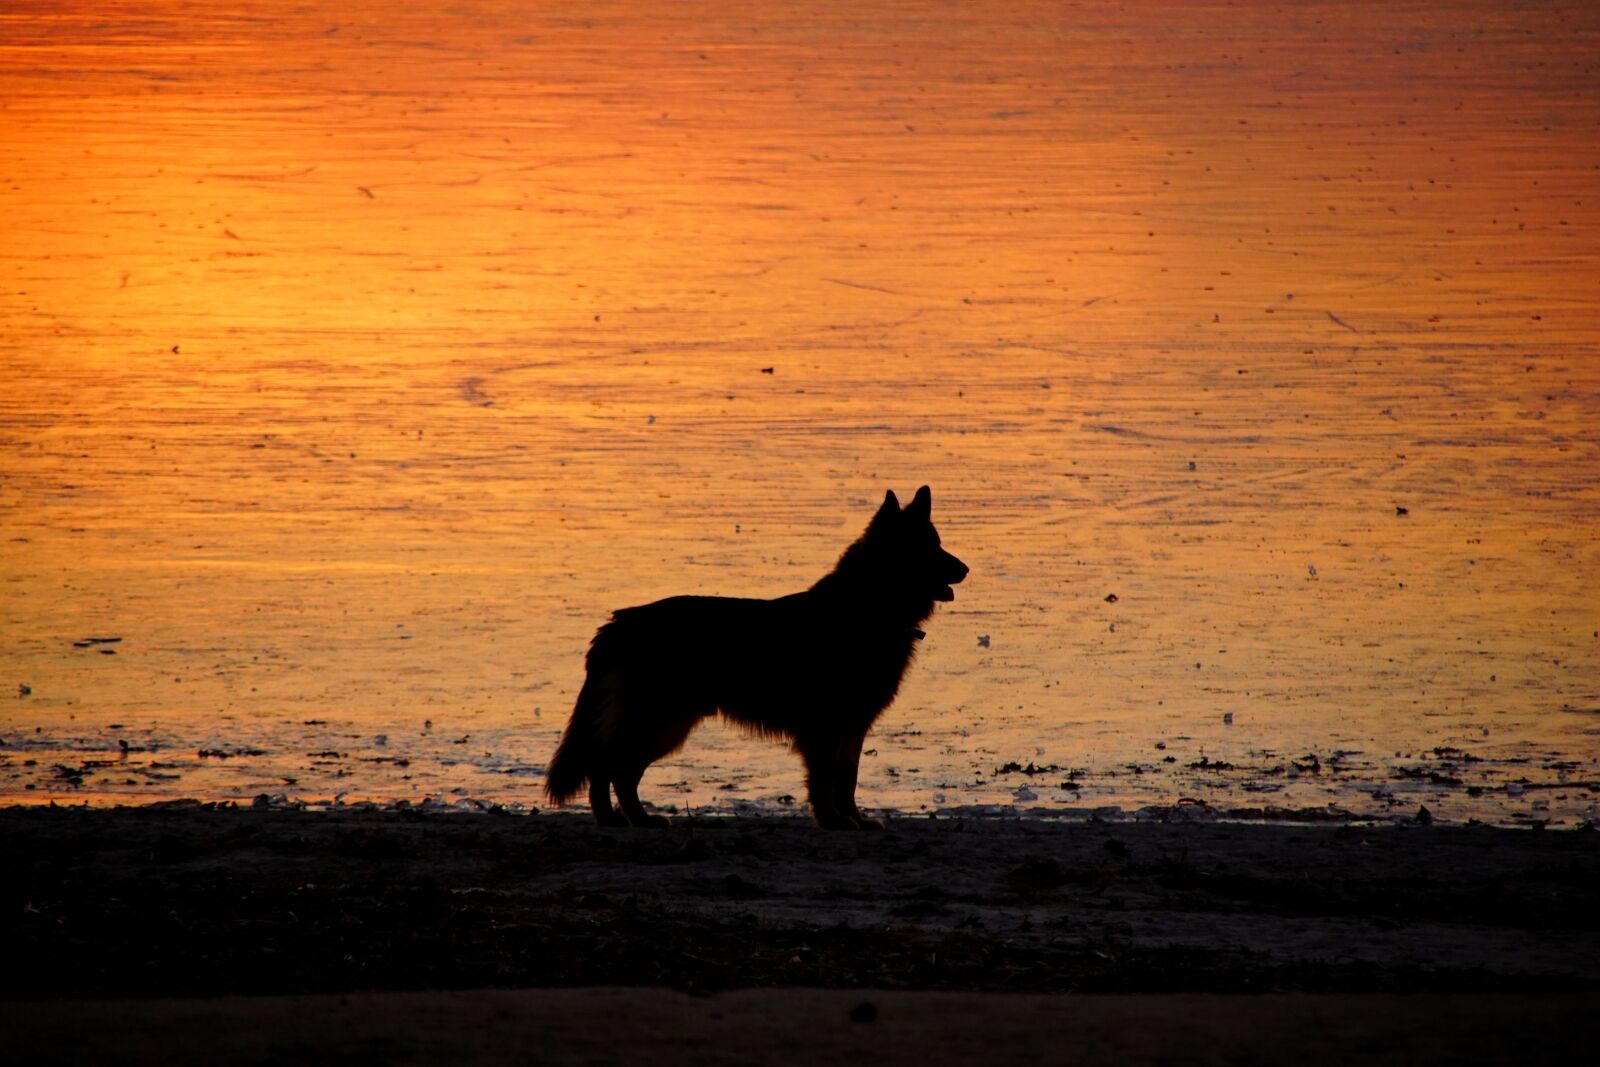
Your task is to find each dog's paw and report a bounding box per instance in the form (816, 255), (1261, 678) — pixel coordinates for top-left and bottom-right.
(853, 815), (886, 831)
(629, 813), (672, 828)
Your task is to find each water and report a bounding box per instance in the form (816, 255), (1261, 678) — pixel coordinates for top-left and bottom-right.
(2, 0), (1597, 825)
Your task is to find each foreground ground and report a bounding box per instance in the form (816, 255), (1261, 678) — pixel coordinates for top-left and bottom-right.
(6, 806), (1600, 1062)
(7, 805), (1597, 996)
(8, 988), (1600, 1066)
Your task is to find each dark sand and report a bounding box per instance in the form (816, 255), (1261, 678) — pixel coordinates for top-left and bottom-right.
(6, 806), (1599, 1061)
(9, 989), (1600, 1067)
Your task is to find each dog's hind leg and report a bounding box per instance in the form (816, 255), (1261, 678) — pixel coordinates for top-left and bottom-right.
(611, 708), (700, 827)
(614, 766), (670, 828)
(589, 774), (628, 827)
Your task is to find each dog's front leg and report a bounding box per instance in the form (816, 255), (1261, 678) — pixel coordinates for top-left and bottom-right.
(798, 736), (856, 830)
(834, 730), (883, 830)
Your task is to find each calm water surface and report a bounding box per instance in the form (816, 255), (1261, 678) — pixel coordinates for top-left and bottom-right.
(2, 1), (1597, 824)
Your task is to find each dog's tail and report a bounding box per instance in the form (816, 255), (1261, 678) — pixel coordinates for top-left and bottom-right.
(547, 623), (627, 804)
(545, 677), (601, 805)
(550, 620), (636, 806)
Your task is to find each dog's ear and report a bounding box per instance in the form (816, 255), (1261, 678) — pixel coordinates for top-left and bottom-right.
(871, 489), (901, 528)
(906, 485), (932, 521)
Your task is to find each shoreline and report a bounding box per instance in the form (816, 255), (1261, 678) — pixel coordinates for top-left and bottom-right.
(11, 721), (1596, 831)
(7, 788), (1586, 831)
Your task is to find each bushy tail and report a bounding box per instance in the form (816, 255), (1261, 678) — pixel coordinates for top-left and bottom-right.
(545, 677), (602, 804)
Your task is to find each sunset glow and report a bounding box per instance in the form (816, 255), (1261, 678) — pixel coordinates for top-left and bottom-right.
(2, 1), (1596, 822)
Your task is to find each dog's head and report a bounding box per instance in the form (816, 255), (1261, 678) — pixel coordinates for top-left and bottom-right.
(862, 485), (969, 610)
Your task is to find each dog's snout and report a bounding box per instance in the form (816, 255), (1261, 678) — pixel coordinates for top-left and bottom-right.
(945, 552), (969, 584)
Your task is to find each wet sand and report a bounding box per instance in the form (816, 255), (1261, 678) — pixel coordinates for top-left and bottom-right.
(7, 806), (1598, 1060)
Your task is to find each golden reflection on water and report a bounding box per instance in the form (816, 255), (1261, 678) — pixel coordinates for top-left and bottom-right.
(1, 2), (1597, 821)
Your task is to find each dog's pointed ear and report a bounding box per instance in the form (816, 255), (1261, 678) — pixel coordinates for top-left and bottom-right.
(906, 485), (932, 521)
(872, 489), (901, 527)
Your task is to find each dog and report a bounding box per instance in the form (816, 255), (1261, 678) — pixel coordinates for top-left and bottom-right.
(545, 486), (968, 830)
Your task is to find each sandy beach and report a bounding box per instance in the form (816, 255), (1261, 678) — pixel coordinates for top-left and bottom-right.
(6, 805), (1599, 1060)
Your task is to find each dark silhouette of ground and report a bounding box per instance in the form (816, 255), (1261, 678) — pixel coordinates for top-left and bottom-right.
(6, 806), (1597, 998)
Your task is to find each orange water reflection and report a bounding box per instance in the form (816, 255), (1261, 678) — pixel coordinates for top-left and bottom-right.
(1, 1), (1596, 823)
